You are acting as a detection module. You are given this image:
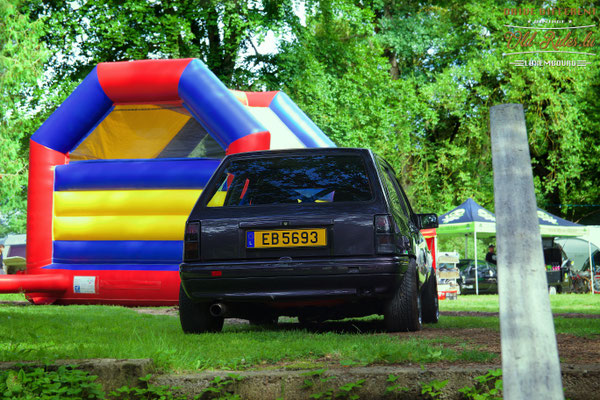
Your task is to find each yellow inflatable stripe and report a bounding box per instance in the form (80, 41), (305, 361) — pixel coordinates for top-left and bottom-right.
(206, 191), (226, 207)
(70, 105), (190, 161)
(54, 215), (188, 241)
(54, 190), (202, 216)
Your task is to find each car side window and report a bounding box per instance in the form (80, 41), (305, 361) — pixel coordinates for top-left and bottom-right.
(377, 161), (409, 216)
(395, 177), (415, 217)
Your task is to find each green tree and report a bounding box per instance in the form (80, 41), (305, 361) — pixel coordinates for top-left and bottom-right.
(0, 0), (299, 234)
(0, 0), (49, 234)
(274, 0), (416, 192)
(370, 0), (600, 222)
(5, 0), (599, 236)
(29, 0), (298, 87)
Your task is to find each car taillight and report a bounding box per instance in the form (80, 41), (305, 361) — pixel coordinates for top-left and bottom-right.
(184, 222), (200, 260)
(375, 214), (394, 254)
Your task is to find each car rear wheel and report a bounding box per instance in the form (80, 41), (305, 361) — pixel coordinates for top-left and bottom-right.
(384, 261), (422, 332)
(421, 273), (439, 324)
(179, 285), (224, 333)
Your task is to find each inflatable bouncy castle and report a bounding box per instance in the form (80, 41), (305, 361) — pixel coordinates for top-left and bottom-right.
(1, 58), (335, 305)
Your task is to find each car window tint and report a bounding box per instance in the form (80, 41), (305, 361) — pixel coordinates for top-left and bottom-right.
(206, 155), (373, 207)
(389, 171), (413, 216)
(385, 168), (411, 215)
(377, 163), (409, 215)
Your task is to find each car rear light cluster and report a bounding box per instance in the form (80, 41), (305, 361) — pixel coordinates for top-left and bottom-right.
(375, 214), (395, 254)
(184, 221), (200, 260)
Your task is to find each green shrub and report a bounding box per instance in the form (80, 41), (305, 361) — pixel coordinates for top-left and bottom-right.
(0, 365), (104, 399)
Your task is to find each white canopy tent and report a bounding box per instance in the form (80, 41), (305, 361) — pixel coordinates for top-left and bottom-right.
(437, 198), (593, 294)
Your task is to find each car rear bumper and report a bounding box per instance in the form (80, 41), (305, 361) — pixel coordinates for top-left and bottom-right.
(180, 256), (409, 301)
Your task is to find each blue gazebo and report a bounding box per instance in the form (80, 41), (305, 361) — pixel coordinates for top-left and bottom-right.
(437, 198), (590, 294)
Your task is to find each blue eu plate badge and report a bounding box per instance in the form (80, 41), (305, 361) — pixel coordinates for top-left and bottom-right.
(246, 231), (255, 248)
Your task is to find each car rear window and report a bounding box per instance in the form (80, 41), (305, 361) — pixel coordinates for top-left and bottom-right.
(205, 154), (373, 207)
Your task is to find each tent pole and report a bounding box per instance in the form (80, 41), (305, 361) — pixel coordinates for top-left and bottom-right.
(588, 232), (594, 295)
(465, 234), (468, 258)
(475, 230), (479, 295)
(434, 235), (438, 270)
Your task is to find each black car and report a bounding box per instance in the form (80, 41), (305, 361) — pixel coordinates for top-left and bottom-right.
(457, 259), (498, 294)
(543, 242), (573, 294)
(179, 148), (439, 333)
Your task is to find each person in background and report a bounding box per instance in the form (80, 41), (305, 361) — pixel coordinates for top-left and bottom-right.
(486, 244), (497, 265)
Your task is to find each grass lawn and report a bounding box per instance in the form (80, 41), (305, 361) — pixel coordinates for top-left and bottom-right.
(439, 293), (600, 314)
(431, 315), (600, 338)
(0, 300), (493, 372)
(0, 293), (597, 372)
(0, 293), (30, 302)
(437, 293), (600, 338)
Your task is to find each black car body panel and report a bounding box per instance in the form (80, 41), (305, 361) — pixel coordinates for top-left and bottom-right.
(196, 208), (382, 261)
(181, 255), (407, 300)
(180, 148), (435, 322)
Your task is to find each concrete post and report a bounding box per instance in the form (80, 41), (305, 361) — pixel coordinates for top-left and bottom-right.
(490, 104), (563, 400)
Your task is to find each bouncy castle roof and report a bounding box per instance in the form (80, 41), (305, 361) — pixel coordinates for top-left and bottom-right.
(31, 58), (334, 160)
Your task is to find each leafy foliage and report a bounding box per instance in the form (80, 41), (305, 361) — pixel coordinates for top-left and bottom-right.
(275, 1), (415, 190)
(198, 373), (244, 400)
(374, 0), (600, 222)
(0, 0), (49, 234)
(0, 365), (104, 399)
(421, 379), (449, 399)
(278, 0), (600, 224)
(0, 363), (505, 400)
(300, 369), (364, 400)
(28, 0), (298, 87)
(3, 0), (600, 234)
(458, 368), (502, 400)
(108, 373), (185, 400)
(385, 373), (410, 395)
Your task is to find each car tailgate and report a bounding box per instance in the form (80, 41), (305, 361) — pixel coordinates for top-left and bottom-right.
(199, 207), (379, 261)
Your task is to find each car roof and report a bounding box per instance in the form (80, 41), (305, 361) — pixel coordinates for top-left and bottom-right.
(221, 147), (374, 162)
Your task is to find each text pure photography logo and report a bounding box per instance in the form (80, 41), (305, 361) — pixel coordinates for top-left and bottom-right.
(502, 7), (597, 68)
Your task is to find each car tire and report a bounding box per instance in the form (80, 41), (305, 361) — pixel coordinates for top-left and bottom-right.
(179, 285), (224, 334)
(384, 261), (422, 332)
(421, 273), (439, 324)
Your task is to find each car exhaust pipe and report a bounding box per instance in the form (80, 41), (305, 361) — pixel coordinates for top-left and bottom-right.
(209, 303), (227, 317)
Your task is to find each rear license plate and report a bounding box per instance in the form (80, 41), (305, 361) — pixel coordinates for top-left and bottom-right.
(246, 229), (327, 248)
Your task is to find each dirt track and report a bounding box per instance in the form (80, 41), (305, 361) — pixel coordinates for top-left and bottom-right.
(2, 302), (598, 398)
(141, 307), (600, 399)
(137, 307), (600, 365)
(437, 311), (600, 365)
